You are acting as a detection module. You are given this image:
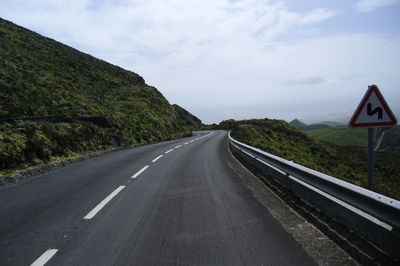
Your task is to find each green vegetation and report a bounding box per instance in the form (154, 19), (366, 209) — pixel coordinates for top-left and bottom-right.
(318, 121), (346, 127)
(289, 119), (331, 131)
(306, 126), (368, 148)
(305, 125), (400, 150)
(220, 119), (400, 200)
(0, 121), (112, 175)
(289, 119), (307, 130)
(0, 18), (192, 176)
(172, 104), (202, 128)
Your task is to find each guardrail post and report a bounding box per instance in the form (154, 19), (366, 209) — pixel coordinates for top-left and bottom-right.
(368, 128), (374, 191)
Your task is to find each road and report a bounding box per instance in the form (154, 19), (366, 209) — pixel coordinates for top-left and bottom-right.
(0, 131), (316, 265)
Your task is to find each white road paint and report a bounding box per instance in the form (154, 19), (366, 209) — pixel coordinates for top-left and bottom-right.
(190, 140), (195, 143)
(165, 149), (174, 154)
(184, 142), (189, 145)
(131, 165), (150, 178)
(174, 145), (182, 149)
(152, 155), (163, 162)
(31, 249), (58, 266)
(84, 186), (125, 219)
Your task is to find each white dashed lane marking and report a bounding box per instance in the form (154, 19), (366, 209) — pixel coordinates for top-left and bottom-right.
(83, 186), (126, 219)
(31, 249), (58, 266)
(152, 155), (163, 163)
(131, 165), (150, 178)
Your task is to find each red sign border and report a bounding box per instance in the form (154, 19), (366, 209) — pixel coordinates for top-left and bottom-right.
(349, 85), (397, 128)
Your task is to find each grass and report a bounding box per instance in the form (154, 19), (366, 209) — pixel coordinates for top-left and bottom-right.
(306, 126), (368, 148)
(0, 121), (113, 174)
(0, 146), (108, 180)
(172, 104), (202, 127)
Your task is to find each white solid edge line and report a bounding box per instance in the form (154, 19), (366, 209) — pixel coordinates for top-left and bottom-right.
(174, 145), (182, 149)
(83, 186), (125, 219)
(152, 155), (163, 163)
(165, 149), (174, 154)
(131, 165), (150, 178)
(31, 249), (58, 266)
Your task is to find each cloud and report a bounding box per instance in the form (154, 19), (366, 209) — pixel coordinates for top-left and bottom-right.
(286, 77), (326, 85)
(355, 0), (400, 12)
(0, 0), (337, 65)
(299, 8), (337, 24)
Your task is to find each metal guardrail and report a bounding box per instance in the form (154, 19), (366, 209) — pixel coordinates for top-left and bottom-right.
(228, 132), (400, 260)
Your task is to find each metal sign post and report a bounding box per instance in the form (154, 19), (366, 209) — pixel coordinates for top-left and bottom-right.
(348, 85), (397, 191)
(367, 128), (374, 190)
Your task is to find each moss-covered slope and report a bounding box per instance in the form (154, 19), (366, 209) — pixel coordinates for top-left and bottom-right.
(0, 18), (193, 174)
(172, 104), (202, 127)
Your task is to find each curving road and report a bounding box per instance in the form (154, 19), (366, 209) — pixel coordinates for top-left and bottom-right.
(0, 131), (316, 265)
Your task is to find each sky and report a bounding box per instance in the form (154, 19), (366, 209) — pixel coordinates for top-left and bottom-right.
(1, 0), (400, 124)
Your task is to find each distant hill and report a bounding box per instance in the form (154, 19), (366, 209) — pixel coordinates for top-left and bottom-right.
(301, 112), (352, 125)
(172, 104), (202, 127)
(306, 127), (368, 148)
(318, 121), (346, 127)
(289, 119), (331, 131)
(0, 18), (195, 173)
(306, 125), (400, 151)
(219, 118), (400, 200)
(289, 119), (308, 130)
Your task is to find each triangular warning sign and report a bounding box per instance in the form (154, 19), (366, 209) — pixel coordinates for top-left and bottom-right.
(349, 85), (397, 128)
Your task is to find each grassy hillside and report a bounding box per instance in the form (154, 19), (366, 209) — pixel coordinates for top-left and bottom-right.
(306, 127), (368, 148)
(172, 104), (202, 127)
(290, 119), (331, 131)
(0, 18), (192, 175)
(318, 121), (346, 127)
(289, 119), (308, 130)
(221, 119), (400, 200)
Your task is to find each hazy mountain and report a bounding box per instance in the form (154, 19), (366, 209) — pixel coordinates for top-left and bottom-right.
(289, 119), (331, 131)
(300, 111), (353, 125)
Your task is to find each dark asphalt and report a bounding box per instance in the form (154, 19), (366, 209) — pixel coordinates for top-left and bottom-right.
(0, 131), (316, 265)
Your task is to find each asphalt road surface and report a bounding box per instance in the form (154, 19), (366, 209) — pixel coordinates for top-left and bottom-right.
(0, 131), (316, 265)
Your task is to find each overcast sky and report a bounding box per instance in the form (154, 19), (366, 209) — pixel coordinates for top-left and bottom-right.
(1, 0), (399, 124)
